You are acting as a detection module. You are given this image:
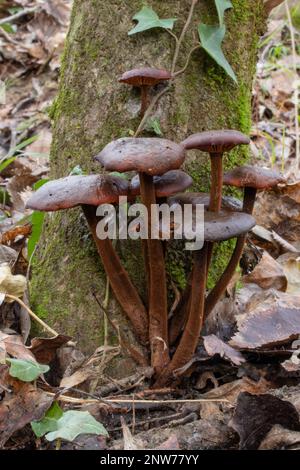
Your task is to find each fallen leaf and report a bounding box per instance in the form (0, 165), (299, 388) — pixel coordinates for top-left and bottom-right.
(29, 334), (71, 364)
(0, 366), (53, 448)
(276, 252), (300, 293)
(203, 334), (245, 366)
(0, 263), (26, 301)
(121, 416), (144, 450)
(60, 369), (92, 389)
(230, 392), (300, 449)
(243, 250), (287, 291)
(230, 294), (300, 349)
(202, 377), (271, 404)
(259, 424), (300, 450)
(155, 434), (180, 450)
(0, 332), (36, 362)
(7, 358), (50, 382)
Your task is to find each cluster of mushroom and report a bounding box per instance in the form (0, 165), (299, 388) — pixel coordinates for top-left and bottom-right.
(26, 68), (285, 386)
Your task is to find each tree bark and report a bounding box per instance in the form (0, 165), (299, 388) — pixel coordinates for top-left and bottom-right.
(30, 0), (266, 354)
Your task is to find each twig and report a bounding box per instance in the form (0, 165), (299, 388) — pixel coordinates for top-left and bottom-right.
(285, 0), (300, 171)
(166, 29), (179, 44)
(45, 392), (229, 404)
(173, 45), (201, 77)
(0, 6), (39, 26)
(92, 290), (149, 366)
(5, 294), (59, 337)
(134, 86), (170, 137)
(171, 0), (199, 74)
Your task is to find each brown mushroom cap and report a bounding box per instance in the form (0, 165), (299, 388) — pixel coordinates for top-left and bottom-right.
(182, 130), (250, 154)
(130, 170), (193, 198)
(167, 208), (255, 242)
(203, 210), (255, 242)
(119, 67), (172, 87)
(95, 138), (186, 176)
(223, 165), (286, 190)
(168, 192), (242, 211)
(26, 175), (129, 212)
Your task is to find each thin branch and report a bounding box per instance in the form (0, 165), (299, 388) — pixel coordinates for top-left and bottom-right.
(5, 294), (59, 337)
(171, 0), (199, 74)
(166, 28), (179, 45)
(0, 6), (39, 26)
(285, 0), (300, 171)
(173, 45), (201, 77)
(134, 86), (170, 137)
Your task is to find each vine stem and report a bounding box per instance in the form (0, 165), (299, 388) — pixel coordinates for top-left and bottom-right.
(171, 0), (199, 74)
(134, 0), (199, 137)
(173, 45), (201, 77)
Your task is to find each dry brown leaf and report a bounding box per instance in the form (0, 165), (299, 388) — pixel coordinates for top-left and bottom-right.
(276, 252), (300, 293)
(230, 294), (300, 350)
(243, 250), (287, 291)
(0, 332), (36, 362)
(0, 264), (26, 301)
(29, 334), (71, 364)
(203, 334), (245, 366)
(0, 366), (53, 448)
(60, 369), (92, 389)
(259, 424), (300, 450)
(230, 392), (300, 450)
(202, 377), (271, 404)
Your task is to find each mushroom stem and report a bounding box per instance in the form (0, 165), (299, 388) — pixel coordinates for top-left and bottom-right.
(82, 204), (149, 346)
(168, 273), (192, 345)
(140, 86), (150, 118)
(206, 153), (224, 273)
(139, 173), (170, 374)
(204, 187), (257, 319)
(156, 244), (207, 386)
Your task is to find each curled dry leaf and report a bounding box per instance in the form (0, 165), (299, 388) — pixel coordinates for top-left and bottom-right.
(243, 251), (287, 292)
(203, 335), (245, 366)
(0, 366), (53, 448)
(276, 252), (300, 294)
(230, 392), (300, 450)
(259, 424), (300, 450)
(201, 377), (271, 404)
(0, 264), (26, 302)
(230, 294), (300, 350)
(0, 332), (36, 362)
(29, 335), (71, 364)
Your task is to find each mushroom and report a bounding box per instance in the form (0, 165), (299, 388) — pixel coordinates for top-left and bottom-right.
(25, 174), (149, 348)
(181, 130), (250, 274)
(205, 165), (285, 318)
(167, 192), (242, 345)
(95, 137), (186, 374)
(119, 67), (172, 117)
(156, 208), (256, 386)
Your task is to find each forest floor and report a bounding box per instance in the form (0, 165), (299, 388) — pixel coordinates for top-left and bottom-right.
(0, 0), (300, 451)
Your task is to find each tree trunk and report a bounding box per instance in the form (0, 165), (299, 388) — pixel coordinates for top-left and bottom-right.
(30, 0), (266, 354)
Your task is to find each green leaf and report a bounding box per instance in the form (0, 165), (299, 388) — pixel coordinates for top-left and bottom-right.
(198, 24), (237, 83)
(6, 135), (38, 158)
(0, 23), (17, 34)
(69, 165), (85, 176)
(146, 117), (163, 136)
(128, 6), (176, 35)
(31, 402), (63, 438)
(7, 358), (50, 382)
(214, 0), (233, 25)
(0, 157), (16, 173)
(45, 410), (108, 442)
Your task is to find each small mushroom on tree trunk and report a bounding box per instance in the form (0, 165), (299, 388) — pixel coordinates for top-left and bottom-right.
(119, 67), (171, 117)
(95, 137), (186, 375)
(25, 174), (149, 350)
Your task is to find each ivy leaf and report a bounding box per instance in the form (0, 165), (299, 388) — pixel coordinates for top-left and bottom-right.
(214, 0), (233, 25)
(31, 402), (63, 438)
(128, 6), (176, 36)
(198, 24), (237, 83)
(146, 118), (163, 136)
(45, 410), (108, 442)
(7, 358), (50, 382)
